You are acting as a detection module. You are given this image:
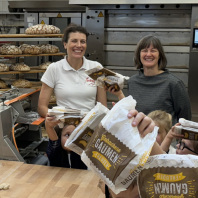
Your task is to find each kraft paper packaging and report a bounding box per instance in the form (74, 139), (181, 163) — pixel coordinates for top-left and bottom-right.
(81, 96), (158, 194)
(138, 154), (198, 198)
(175, 118), (198, 141)
(65, 102), (109, 155)
(85, 65), (129, 91)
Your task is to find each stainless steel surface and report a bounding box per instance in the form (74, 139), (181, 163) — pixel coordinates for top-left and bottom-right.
(70, 0), (198, 4)
(85, 9), (105, 64)
(0, 89), (46, 163)
(105, 45), (190, 53)
(8, 0), (85, 12)
(39, 13), (81, 18)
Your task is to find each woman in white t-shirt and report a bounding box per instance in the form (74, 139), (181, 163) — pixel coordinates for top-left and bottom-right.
(38, 23), (107, 117)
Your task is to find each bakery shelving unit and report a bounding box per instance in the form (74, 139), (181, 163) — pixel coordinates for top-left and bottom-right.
(0, 33), (65, 90)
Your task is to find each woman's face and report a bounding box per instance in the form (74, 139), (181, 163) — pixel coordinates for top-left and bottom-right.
(61, 125), (76, 151)
(140, 44), (160, 69)
(176, 139), (196, 155)
(63, 32), (87, 60)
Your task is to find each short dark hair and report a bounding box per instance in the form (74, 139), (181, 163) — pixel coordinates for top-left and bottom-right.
(134, 35), (167, 70)
(62, 23), (89, 44)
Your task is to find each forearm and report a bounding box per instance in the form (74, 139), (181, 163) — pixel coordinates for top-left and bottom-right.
(46, 126), (58, 141)
(117, 91), (125, 100)
(150, 142), (166, 155)
(38, 105), (48, 118)
(160, 136), (173, 153)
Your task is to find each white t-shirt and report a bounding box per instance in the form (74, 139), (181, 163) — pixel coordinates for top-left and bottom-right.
(41, 56), (103, 114)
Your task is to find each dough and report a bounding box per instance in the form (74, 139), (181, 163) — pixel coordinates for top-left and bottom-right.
(0, 183), (10, 190)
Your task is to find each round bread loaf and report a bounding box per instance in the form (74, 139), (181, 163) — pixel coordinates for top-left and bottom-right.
(25, 24), (61, 34)
(0, 63), (9, 72)
(39, 61), (51, 70)
(40, 44), (59, 54)
(0, 79), (7, 89)
(12, 79), (32, 88)
(19, 44), (42, 55)
(49, 94), (56, 103)
(10, 63), (30, 71)
(0, 44), (22, 55)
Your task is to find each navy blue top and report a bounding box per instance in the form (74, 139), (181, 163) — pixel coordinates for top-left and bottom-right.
(46, 139), (87, 170)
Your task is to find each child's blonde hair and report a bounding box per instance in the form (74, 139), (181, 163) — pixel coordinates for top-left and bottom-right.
(147, 110), (172, 134)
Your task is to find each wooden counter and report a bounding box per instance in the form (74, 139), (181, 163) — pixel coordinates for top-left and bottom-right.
(0, 160), (104, 198)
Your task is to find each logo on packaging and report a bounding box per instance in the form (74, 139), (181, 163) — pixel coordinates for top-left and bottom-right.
(85, 125), (137, 183)
(138, 168), (197, 198)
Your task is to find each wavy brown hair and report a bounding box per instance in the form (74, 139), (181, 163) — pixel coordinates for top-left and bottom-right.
(62, 23), (89, 44)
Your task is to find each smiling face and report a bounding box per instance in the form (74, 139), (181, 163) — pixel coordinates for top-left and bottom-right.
(140, 44), (160, 69)
(63, 32), (87, 60)
(61, 125), (76, 151)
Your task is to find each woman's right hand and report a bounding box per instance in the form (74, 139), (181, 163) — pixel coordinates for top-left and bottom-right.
(105, 85), (125, 100)
(45, 113), (60, 129)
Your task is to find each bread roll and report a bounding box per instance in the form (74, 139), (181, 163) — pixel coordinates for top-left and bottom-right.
(10, 63), (30, 71)
(0, 63), (9, 72)
(39, 61), (51, 70)
(0, 79), (7, 89)
(25, 24), (61, 34)
(12, 79), (32, 88)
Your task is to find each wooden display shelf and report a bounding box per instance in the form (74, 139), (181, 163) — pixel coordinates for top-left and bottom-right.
(0, 66), (46, 74)
(0, 52), (65, 58)
(0, 34), (63, 38)
(0, 82), (42, 92)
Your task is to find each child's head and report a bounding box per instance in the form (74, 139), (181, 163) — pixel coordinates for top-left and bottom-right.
(147, 110), (172, 145)
(56, 124), (76, 151)
(176, 139), (198, 155)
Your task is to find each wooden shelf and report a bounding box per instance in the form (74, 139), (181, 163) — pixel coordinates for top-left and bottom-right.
(0, 66), (45, 74)
(0, 34), (63, 38)
(0, 52), (65, 58)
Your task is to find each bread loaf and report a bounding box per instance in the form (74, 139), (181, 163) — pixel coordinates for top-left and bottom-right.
(19, 44), (42, 55)
(25, 24), (61, 34)
(12, 79), (32, 88)
(10, 63), (30, 71)
(40, 44), (60, 54)
(49, 94), (56, 103)
(0, 63), (9, 72)
(0, 44), (22, 55)
(39, 61), (51, 70)
(0, 79), (7, 88)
